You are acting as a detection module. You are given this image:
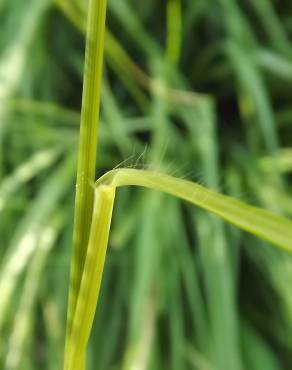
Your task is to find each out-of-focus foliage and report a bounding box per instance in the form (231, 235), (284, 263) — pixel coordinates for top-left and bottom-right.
(1, 0), (292, 370)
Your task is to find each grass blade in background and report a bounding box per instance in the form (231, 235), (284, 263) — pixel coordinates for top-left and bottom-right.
(4, 215), (63, 370)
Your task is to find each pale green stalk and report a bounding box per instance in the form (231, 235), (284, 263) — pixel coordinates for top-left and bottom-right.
(66, 186), (115, 370)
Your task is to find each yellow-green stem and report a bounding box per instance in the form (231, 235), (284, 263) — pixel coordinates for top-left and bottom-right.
(66, 185), (115, 370)
(66, 0), (107, 356)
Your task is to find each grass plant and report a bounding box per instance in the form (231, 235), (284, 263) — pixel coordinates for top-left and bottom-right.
(1, 1), (292, 370)
(63, 2), (292, 370)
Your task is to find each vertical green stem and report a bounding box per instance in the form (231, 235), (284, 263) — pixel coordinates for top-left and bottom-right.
(66, 0), (107, 352)
(66, 185), (116, 370)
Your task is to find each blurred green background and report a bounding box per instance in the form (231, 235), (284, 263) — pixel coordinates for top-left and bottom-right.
(1, 0), (292, 369)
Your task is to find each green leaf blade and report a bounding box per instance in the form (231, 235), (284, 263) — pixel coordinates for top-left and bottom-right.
(98, 168), (292, 253)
